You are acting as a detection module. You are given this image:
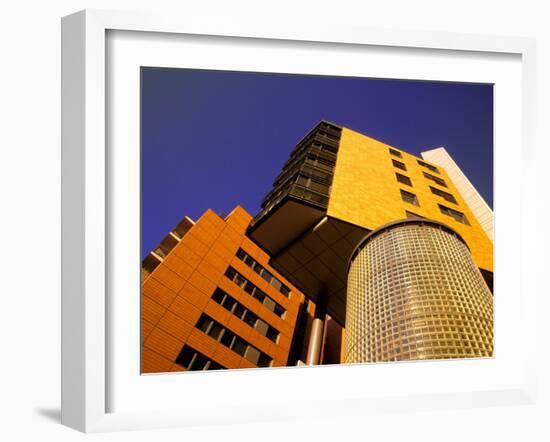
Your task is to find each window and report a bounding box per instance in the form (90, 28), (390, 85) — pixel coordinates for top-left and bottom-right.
(231, 336), (247, 356)
(211, 288), (226, 304)
(389, 148), (402, 158)
(196, 315), (213, 334)
(280, 286), (291, 297)
(392, 159), (407, 171)
(243, 311), (257, 327)
(400, 189), (419, 206)
(439, 204), (470, 225)
(234, 248), (291, 297)
(395, 172), (412, 186)
(266, 327), (279, 342)
(430, 186), (457, 204)
(423, 172), (447, 187)
(274, 304), (285, 317)
(417, 159), (439, 173)
(257, 353), (273, 368)
(194, 314), (273, 365)
(175, 345), (226, 371)
(208, 322), (224, 340)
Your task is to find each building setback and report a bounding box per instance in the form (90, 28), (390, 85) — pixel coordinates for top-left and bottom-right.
(141, 206), (341, 373)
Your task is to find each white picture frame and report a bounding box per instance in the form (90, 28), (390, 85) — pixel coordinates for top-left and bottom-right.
(61, 9), (537, 433)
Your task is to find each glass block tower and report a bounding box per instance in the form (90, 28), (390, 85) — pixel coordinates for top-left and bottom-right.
(248, 121), (493, 364)
(346, 219), (493, 363)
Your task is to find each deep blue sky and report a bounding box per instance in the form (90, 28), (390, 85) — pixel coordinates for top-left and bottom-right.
(141, 68), (493, 259)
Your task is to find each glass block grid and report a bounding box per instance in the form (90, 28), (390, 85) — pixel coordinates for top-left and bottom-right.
(344, 221), (493, 363)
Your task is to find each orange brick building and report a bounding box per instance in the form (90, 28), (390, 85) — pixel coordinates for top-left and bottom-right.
(141, 206), (336, 373)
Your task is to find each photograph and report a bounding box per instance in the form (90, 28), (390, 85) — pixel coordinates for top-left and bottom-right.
(140, 67), (494, 374)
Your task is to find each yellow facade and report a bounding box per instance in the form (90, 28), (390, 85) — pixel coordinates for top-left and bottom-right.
(328, 128), (493, 273)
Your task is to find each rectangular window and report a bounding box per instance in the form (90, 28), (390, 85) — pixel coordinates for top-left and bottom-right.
(236, 248), (247, 260)
(220, 330), (235, 347)
(194, 314), (273, 365)
(430, 186), (457, 204)
(266, 327), (279, 343)
(423, 171), (447, 187)
(231, 336), (247, 356)
(196, 315), (213, 334)
(233, 303), (245, 319)
(175, 345), (226, 371)
(439, 204), (470, 225)
(400, 189), (419, 206)
(243, 311), (257, 328)
(274, 304), (285, 318)
(389, 148), (402, 158)
(392, 159), (407, 171)
(417, 159), (439, 173)
(395, 172), (412, 186)
(257, 353), (273, 368)
(211, 288), (226, 304)
(208, 322), (224, 340)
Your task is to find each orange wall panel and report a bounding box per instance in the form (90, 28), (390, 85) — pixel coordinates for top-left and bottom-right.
(144, 328), (184, 362)
(157, 310), (195, 342)
(143, 277), (178, 308)
(142, 206), (308, 373)
(141, 348), (173, 373)
(142, 296), (166, 326)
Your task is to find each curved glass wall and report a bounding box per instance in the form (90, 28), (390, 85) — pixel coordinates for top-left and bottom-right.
(345, 220), (493, 363)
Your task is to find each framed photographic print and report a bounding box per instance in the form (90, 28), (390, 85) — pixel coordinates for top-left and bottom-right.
(61, 9), (537, 433)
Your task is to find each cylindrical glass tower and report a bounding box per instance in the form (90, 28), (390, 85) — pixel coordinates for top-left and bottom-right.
(344, 219), (493, 363)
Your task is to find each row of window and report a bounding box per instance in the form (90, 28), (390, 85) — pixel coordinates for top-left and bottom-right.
(211, 288), (280, 343)
(389, 148), (440, 173)
(196, 314), (272, 367)
(440, 205), (470, 225)
(236, 248), (291, 297)
(399, 189), (469, 224)
(398, 173), (458, 204)
(396, 171), (449, 192)
(430, 186), (457, 204)
(424, 171), (447, 187)
(175, 345), (226, 371)
(393, 161), (448, 188)
(224, 267), (286, 318)
(391, 150), (468, 224)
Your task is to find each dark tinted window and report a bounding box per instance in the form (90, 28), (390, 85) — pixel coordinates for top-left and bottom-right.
(400, 189), (419, 206)
(430, 186), (457, 204)
(392, 159), (407, 171)
(389, 148), (402, 157)
(396, 173), (412, 186)
(439, 204), (470, 225)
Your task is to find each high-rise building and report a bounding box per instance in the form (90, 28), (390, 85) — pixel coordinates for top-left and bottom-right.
(142, 121), (493, 371)
(247, 121), (493, 363)
(141, 206), (336, 373)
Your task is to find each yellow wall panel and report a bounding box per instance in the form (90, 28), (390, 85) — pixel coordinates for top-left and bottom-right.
(328, 128), (493, 272)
